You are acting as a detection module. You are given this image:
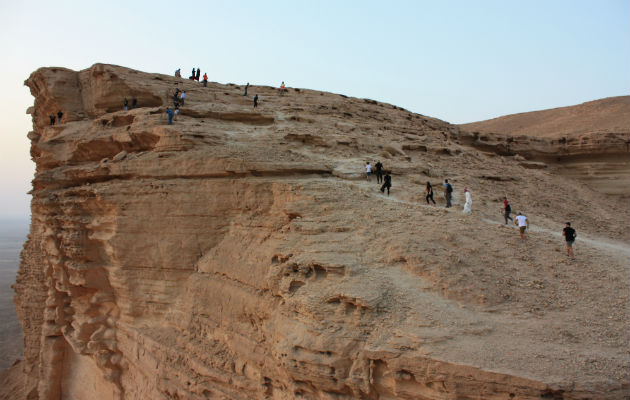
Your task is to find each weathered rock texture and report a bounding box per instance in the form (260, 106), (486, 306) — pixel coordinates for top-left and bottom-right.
(4, 64), (629, 399)
(458, 97), (630, 195)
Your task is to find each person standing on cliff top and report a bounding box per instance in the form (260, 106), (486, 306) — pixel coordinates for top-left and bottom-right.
(195, 68), (201, 81)
(380, 171), (392, 195)
(57, 111), (63, 123)
(244, 82), (249, 96)
(365, 162), (372, 181)
(514, 212), (529, 240)
(253, 94), (258, 108)
(562, 222), (577, 259)
(202, 73), (208, 87)
(375, 161), (383, 183)
(49, 115), (55, 125)
(166, 107), (174, 125)
(190, 68), (195, 80)
(175, 68), (181, 78)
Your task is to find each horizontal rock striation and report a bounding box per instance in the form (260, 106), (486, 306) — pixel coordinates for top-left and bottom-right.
(5, 65), (628, 399)
(457, 97), (630, 195)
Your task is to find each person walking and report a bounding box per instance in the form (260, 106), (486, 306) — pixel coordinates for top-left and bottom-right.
(166, 107), (174, 125)
(49, 115), (55, 125)
(253, 94), (258, 108)
(195, 68), (201, 81)
(244, 82), (249, 96)
(380, 171), (392, 195)
(365, 162), (372, 181)
(444, 179), (453, 208)
(180, 91), (186, 106)
(57, 111), (63, 123)
(562, 222), (577, 258)
(375, 161), (383, 183)
(203, 73), (208, 87)
(514, 212), (529, 240)
(425, 182), (436, 205)
(503, 197), (513, 224)
(463, 188), (472, 214)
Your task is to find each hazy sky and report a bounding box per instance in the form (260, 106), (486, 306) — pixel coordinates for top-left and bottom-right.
(0, 0), (628, 219)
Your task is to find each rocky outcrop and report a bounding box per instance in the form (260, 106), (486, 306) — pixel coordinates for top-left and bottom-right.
(457, 97), (630, 195)
(5, 65), (629, 399)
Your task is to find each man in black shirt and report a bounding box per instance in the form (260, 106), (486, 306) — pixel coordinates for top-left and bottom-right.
(562, 222), (577, 259)
(375, 161), (383, 183)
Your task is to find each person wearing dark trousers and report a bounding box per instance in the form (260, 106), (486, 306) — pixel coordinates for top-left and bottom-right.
(380, 172), (392, 195)
(503, 197), (513, 224)
(375, 161), (383, 183)
(244, 82), (249, 96)
(195, 68), (200, 81)
(191, 68), (195, 80)
(562, 222), (577, 259)
(253, 94), (258, 108)
(123, 98), (129, 110)
(57, 111), (63, 123)
(166, 107), (174, 125)
(444, 179), (453, 208)
(426, 182), (436, 205)
(49, 115), (55, 125)
(203, 73), (208, 87)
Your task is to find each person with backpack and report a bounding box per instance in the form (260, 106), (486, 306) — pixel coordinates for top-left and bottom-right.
(503, 197), (513, 224)
(562, 222), (577, 258)
(444, 179), (453, 208)
(426, 182), (436, 205)
(380, 171), (392, 195)
(375, 161), (383, 183)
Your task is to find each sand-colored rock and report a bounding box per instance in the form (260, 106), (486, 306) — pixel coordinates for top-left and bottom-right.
(3, 64), (628, 399)
(457, 97), (630, 194)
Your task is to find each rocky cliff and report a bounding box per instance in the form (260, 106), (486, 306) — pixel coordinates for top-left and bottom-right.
(457, 97), (630, 195)
(4, 64), (628, 399)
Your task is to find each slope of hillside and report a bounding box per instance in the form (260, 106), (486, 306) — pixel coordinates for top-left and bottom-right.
(460, 96), (630, 138)
(3, 64), (628, 399)
(457, 97), (630, 195)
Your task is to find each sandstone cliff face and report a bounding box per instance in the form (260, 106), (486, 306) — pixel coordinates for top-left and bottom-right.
(6, 65), (629, 399)
(457, 97), (630, 195)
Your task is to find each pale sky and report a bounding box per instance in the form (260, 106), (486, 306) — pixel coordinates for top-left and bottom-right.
(0, 0), (628, 219)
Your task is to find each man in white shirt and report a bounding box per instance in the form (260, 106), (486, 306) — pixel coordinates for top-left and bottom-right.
(365, 162), (372, 181)
(514, 212), (529, 240)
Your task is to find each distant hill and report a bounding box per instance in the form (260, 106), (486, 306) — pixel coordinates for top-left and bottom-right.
(460, 96), (630, 138)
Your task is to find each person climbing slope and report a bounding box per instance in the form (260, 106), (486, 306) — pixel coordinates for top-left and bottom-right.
(253, 94), (258, 108)
(166, 107), (174, 125)
(514, 212), (529, 240)
(503, 197), (513, 224)
(381, 171), (392, 195)
(375, 161), (383, 184)
(426, 182), (436, 205)
(463, 188), (472, 214)
(562, 222), (577, 259)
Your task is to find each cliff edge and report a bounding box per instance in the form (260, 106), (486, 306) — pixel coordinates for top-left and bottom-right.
(4, 64), (629, 399)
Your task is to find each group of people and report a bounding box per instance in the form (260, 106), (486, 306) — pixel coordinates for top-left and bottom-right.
(123, 98), (138, 111)
(175, 68), (209, 87)
(364, 162), (577, 257)
(48, 111), (63, 125)
(365, 161), (392, 195)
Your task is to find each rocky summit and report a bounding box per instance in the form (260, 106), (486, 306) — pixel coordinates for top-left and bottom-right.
(2, 64), (628, 399)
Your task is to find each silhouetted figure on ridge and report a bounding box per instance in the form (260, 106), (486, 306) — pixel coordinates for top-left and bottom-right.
(195, 68), (200, 81)
(190, 68), (195, 80)
(203, 73), (208, 87)
(253, 94), (258, 108)
(244, 82), (249, 96)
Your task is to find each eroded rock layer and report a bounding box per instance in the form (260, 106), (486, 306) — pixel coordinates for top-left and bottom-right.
(457, 97), (630, 195)
(6, 64), (629, 399)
